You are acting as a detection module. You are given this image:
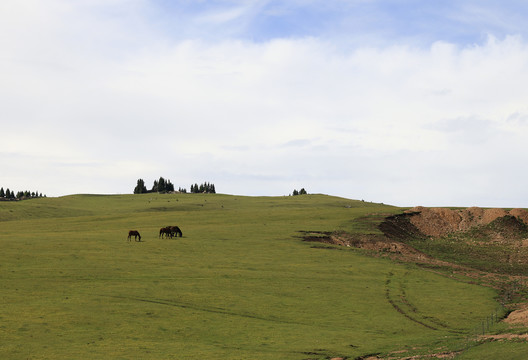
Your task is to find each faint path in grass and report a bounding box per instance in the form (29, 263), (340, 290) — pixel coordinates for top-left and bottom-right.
(96, 294), (327, 328)
(385, 272), (462, 334)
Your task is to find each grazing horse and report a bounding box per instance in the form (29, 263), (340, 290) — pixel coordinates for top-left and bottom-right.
(169, 226), (183, 237)
(159, 226), (183, 238)
(159, 227), (172, 238)
(128, 230), (141, 242)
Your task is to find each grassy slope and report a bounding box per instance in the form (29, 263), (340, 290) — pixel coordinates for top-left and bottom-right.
(457, 341), (528, 360)
(402, 216), (528, 276)
(0, 194), (500, 359)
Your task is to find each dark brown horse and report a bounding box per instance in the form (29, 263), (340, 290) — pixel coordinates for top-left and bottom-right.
(159, 227), (172, 238)
(169, 226), (183, 237)
(128, 230), (141, 242)
(159, 226), (183, 238)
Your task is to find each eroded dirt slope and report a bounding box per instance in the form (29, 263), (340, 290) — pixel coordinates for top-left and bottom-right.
(404, 207), (528, 237)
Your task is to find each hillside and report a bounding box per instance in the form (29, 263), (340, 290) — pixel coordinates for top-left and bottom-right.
(377, 207), (528, 275)
(302, 205), (528, 359)
(391, 206), (528, 238)
(0, 194), (525, 359)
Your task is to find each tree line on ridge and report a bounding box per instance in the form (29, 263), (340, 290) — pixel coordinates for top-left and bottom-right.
(134, 177), (216, 194)
(0, 187), (46, 201)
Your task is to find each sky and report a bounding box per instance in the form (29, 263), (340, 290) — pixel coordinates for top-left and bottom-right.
(1, 0), (528, 207)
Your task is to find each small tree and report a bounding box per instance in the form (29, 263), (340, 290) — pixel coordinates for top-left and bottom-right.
(166, 179), (175, 192)
(134, 179), (148, 194)
(157, 177), (166, 192)
(0, 187), (4, 198)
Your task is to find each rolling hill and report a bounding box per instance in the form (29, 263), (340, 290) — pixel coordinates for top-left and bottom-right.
(0, 193), (526, 359)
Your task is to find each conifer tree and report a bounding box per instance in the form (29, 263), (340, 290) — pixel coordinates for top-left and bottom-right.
(166, 179), (174, 192)
(157, 177), (166, 192)
(134, 179), (148, 194)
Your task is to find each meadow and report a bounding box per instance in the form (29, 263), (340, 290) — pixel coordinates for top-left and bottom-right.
(0, 194), (505, 359)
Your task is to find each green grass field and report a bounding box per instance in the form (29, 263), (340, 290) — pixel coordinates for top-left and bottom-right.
(0, 194), (506, 359)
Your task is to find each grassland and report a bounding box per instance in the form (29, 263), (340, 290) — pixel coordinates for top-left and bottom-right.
(403, 219), (528, 277)
(0, 194), (507, 359)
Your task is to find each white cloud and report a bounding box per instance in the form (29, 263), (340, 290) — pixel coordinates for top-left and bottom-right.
(1, 2), (528, 206)
(195, 3), (255, 25)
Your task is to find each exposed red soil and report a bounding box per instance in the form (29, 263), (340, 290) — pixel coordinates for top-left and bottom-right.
(405, 207), (528, 238)
(504, 303), (528, 325)
(301, 230), (435, 265)
(361, 352), (459, 360)
(480, 333), (528, 340)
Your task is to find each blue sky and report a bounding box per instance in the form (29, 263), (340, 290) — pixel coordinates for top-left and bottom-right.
(146, 0), (528, 44)
(1, 1), (528, 207)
